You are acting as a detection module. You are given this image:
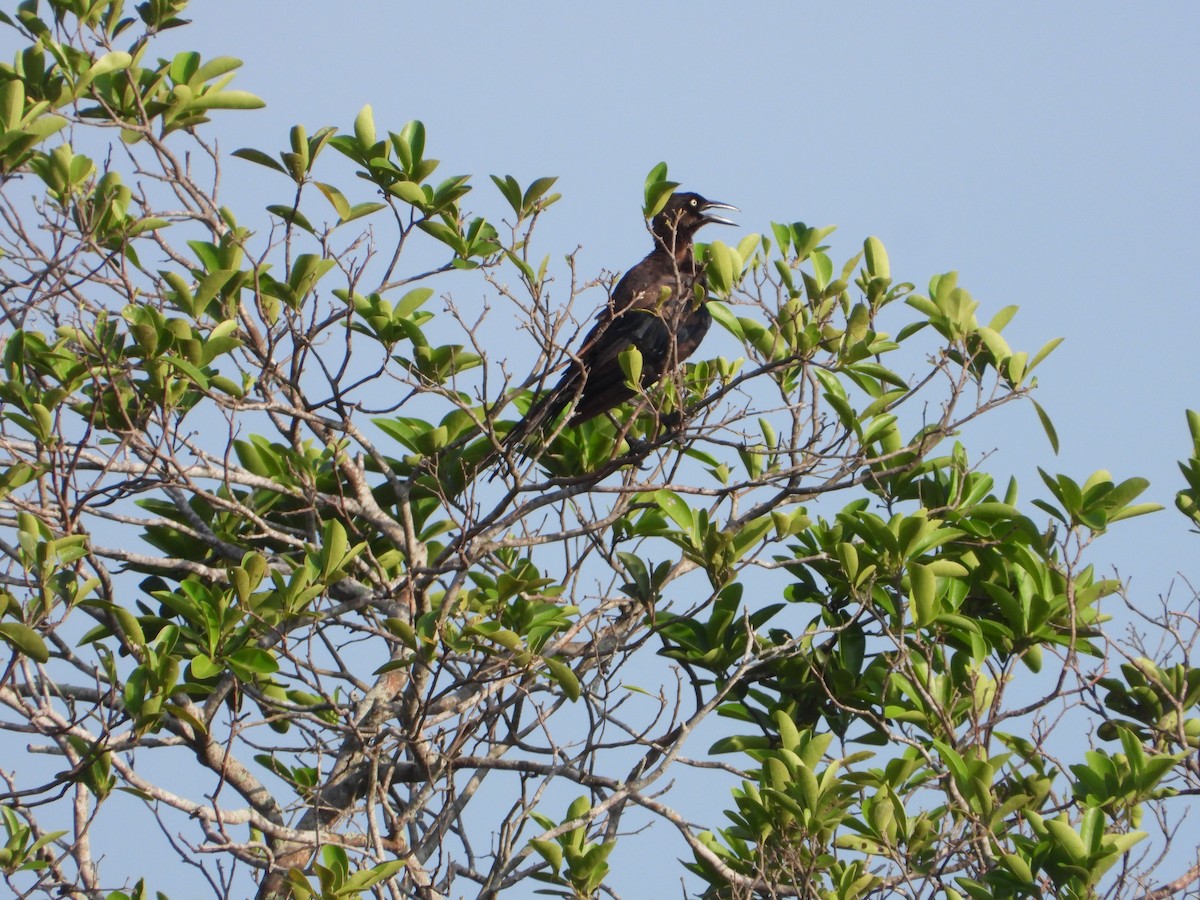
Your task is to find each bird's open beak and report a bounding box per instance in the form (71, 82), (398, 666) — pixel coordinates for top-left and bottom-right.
(701, 200), (739, 227)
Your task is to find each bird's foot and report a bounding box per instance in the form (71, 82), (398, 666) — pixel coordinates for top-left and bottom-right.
(622, 436), (653, 462)
(658, 410), (684, 432)
(619, 434), (657, 468)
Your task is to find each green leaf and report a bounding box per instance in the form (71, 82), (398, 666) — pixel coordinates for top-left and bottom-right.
(418, 220), (464, 254)
(193, 56), (245, 84)
(522, 175), (558, 211)
(988, 305), (1019, 332)
(1108, 502), (1162, 523)
(354, 104), (376, 148)
(230, 647), (279, 676)
(618, 344), (643, 390)
(909, 562), (937, 626)
(341, 860), (405, 892)
(0, 622), (50, 663)
(733, 230), (757, 260)
(705, 240), (736, 296)
(976, 326), (1012, 362)
(530, 838), (563, 873)
(708, 733), (773, 754)
(0, 79), (21, 130)
(111, 604), (146, 647)
(643, 162), (680, 217)
(267, 204), (316, 234)
(388, 180), (428, 206)
(863, 236), (889, 279)
(707, 300), (743, 339)
(1027, 336), (1063, 374)
(192, 90), (265, 110)
(1032, 399), (1059, 454)
(342, 201), (386, 223)
(396, 287), (434, 316)
(1044, 816), (1088, 864)
(321, 518), (351, 578)
(545, 656), (580, 701)
(490, 174), (522, 213)
(169, 51), (201, 84)
(654, 490), (693, 532)
(190, 653), (222, 679)
(164, 355), (209, 388)
(397, 120), (426, 168)
(314, 182), (350, 219)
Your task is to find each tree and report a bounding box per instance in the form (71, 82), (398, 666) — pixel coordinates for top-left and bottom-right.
(1, 3), (1198, 898)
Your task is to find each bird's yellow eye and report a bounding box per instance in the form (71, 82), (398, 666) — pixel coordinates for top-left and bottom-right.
(689, 198), (697, 206)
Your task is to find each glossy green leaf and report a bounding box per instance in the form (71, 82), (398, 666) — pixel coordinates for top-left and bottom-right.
(545, 656), (580, 701)
(909, 562), (937, 626)
(0, 622), (49, 663)
(192, 90), (265, 110)
(1032, 399), (1059, 454)
(864, 236), (889, 279)
(353, 104), (376, 148)
(654, 490), (694, 532)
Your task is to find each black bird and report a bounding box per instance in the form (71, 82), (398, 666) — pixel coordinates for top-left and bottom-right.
(499, 191), (737, 460)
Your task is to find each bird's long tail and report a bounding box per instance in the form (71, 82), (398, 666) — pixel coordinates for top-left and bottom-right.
(485, 375), (579, 479)
(501, 389), (566, 455)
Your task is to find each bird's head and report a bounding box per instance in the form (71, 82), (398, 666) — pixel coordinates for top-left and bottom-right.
(652, 192), (738, 253)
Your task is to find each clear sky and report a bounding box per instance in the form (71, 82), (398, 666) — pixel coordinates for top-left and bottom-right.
(8, 3), (1200, 896)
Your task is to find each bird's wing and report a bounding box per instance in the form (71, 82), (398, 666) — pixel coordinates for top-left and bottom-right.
(501, 251), (707, 444)
(603, 250), (687, 316)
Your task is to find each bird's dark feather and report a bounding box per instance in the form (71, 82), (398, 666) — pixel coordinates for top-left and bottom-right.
(498, 192), (733, 460)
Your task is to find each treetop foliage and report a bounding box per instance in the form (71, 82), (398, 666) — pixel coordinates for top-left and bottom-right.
(0, 3), (1198, 899)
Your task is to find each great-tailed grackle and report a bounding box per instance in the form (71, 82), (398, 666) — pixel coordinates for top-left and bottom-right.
(498, 191), (737, 461)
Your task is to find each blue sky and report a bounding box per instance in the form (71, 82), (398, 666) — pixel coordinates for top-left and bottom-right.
(8, 2), (1200, 895)
(172, 2), (1200, 603)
